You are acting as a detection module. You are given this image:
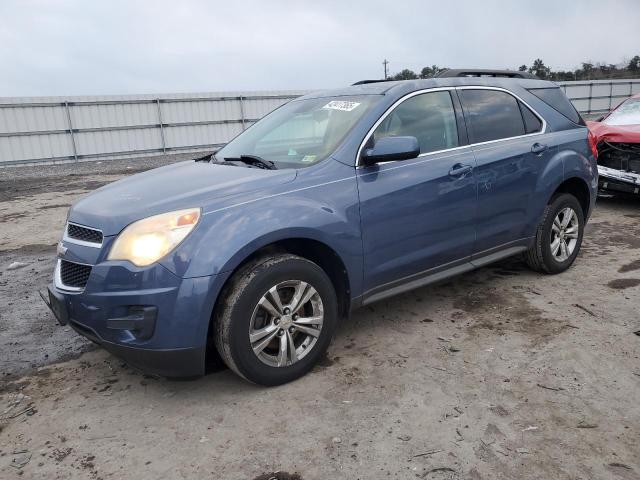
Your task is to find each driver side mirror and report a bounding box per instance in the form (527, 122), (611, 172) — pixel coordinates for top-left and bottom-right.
(361, 136), (420, 166)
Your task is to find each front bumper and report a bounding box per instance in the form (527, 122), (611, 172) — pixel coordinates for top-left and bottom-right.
(68, 317), (206, 378)
(598, 165), (640, 195)
(44, 258), (224, 378)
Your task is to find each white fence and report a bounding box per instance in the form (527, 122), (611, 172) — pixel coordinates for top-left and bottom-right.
(0, 91), (305, 166)
(557, 78), (640, 114)
(1, 79), (639, 166)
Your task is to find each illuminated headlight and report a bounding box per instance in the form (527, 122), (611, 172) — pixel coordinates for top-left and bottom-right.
(107, 208), (201, 267)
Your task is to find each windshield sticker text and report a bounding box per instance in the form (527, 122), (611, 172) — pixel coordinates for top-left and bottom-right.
(323, 100), (361, 112)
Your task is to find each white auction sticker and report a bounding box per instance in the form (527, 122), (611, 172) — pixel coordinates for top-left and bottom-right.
(322, 100), (361, 112)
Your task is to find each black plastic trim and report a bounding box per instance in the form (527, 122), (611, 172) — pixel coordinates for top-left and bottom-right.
(106, 306), (157, 341)
(68, 320), (205, 378)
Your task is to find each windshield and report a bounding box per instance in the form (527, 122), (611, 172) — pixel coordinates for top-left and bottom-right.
(604, 98), (640, 126)
(216, 96), (380, 168)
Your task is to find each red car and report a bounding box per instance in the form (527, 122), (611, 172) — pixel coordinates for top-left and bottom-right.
(587, 93), (640, 195)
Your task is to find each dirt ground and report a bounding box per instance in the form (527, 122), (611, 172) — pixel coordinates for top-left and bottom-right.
(0, 156), (639, 480)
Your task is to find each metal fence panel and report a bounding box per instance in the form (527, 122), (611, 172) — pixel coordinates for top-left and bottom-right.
(164, 123), (242, 149)
(2, 81), (639, 166)
(71, 102), (158, 129)
(161, 98), (242, 124)
(557, 79), (640, 114)
(75, 128), (162, 156)
(0, 131), (73, 163)
(0, 104), (67, 134)
(0, 90), (305, 165)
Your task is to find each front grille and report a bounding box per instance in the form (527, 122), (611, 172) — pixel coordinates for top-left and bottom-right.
(60, 260), (92, 289)
(67, 223), (103, 245)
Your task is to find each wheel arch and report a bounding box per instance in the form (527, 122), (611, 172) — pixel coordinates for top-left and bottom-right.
(205, 236), (352, 367)
(550, 176), (591, 219)
(229, 237), (352, 317)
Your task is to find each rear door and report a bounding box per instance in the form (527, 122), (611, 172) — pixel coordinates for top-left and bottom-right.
(458, 88), (551, 255)
(356, 89), (477, 298)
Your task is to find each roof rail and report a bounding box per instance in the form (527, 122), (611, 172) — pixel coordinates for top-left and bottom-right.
(351, 79), (394, 85)
(435, 69), (537, 79)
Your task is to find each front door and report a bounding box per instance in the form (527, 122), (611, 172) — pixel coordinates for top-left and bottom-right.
(356, 90), (477, 298)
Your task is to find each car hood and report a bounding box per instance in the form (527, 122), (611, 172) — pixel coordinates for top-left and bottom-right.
(587, 121), (640, 144)
(68, 160), (297, 235)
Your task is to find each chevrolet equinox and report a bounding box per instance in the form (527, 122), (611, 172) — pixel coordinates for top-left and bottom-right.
(44, 72), (598, 385)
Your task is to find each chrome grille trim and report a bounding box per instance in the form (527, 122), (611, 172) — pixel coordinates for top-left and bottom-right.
(63, 222), (103, 248)
(54, 259), (92, 293)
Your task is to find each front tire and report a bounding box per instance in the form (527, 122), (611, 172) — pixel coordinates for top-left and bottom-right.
(526, 193), (584, 274)
(214, 254), (338, 386)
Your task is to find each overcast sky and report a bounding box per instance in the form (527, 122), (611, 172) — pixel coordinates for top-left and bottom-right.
(1, 0), (639, 97)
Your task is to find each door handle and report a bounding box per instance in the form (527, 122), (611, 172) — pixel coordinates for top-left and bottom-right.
(531, 142), (548, 154)
(448, 164), (473, 177)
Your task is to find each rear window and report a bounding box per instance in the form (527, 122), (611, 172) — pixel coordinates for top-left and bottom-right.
(527, 87), (584, 125)
(460, 89), (525, 143)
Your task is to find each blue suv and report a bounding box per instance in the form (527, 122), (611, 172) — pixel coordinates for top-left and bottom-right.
(44, 72), (597, 385)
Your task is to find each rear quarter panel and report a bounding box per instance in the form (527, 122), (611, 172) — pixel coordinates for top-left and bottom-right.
(526, 127), (596, 236)
(512, 85), (597, 230)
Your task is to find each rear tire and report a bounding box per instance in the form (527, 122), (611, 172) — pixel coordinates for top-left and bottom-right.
(526, 193), (584, 274)
(214, 254), (338, 386)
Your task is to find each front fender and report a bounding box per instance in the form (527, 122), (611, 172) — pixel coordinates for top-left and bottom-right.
(159, 167), (363, 297)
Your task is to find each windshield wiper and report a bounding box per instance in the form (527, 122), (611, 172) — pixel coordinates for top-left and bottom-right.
(194, 151), (218, 162)
(195, 151), (234, 165)
(223, 155), (277, 170)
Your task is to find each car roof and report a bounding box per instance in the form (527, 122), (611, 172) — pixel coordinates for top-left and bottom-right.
(299, 77), (558, 100)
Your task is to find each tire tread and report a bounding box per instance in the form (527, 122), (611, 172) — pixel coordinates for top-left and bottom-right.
(213, 253), (328, 384)
(525, 193), (583, 274)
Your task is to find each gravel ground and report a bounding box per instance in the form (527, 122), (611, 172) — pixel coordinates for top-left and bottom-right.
(0, 157), (639, 479)
(0, 154), (191, 380)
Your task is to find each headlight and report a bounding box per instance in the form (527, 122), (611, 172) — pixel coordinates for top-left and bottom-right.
(107, 208), (201, 266)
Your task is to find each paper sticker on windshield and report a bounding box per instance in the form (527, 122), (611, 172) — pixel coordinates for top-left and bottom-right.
(301, 155), (316, 163)
(323, 100), (361, 112)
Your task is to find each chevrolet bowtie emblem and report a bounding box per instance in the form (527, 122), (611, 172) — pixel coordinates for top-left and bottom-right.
(57, 242), (68, 257)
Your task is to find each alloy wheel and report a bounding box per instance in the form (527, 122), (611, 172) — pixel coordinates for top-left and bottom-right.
(249, 280), (324, 367)
(550, 207), (579, 262)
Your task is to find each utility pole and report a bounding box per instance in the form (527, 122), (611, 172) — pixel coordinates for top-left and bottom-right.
(382, 59), (389, 79)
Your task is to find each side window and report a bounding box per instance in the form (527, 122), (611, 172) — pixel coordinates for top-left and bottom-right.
(528, 87), (584, 125)
(373, 91), (459, 154)
(460, 90), (525, 143)
(519, 101), (543, 134)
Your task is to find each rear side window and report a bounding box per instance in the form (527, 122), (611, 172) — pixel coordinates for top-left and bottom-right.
(519, 102), (543, 133)
(460, 89), (525, 142)
(373, 91), (459, 154)
(527, 87), (584, 125)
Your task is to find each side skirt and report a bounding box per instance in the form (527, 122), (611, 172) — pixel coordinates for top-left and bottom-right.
(359, 240), (530, 307)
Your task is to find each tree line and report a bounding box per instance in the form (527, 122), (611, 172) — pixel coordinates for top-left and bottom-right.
(390, 56), (640, 81)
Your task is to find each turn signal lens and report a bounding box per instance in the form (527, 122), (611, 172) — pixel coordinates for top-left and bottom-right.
(107, 208), (201, 266)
